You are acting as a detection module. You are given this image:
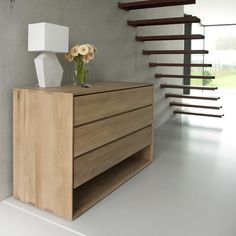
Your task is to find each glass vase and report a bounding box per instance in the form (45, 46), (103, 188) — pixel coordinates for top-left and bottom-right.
(73, 61), (90, 87)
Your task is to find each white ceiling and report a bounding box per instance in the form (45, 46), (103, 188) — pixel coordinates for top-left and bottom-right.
(185, 0), (236, 25)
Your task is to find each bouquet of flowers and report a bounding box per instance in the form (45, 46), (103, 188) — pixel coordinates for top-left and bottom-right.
(65, 43), (97, 87)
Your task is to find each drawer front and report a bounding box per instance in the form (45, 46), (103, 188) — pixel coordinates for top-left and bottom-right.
(73, 126), (152, 188)
(73, 106), (153, 157)
(74, 86), (153, 126)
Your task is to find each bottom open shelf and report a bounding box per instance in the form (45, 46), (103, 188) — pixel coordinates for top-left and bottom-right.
(73, 149), (152, 219)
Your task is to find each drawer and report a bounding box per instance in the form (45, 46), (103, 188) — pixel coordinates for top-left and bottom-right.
(73, 86), (153, 126)
(73, 106), (153, 157)
(73, 126), (152, 188)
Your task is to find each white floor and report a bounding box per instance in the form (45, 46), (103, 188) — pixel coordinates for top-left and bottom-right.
(1, 89), (236, 236)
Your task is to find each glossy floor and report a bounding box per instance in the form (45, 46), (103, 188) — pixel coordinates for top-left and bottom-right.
(1, 89), (236, 236)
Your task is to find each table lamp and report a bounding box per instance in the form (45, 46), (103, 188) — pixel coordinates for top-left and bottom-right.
(28, 22), (69, 87)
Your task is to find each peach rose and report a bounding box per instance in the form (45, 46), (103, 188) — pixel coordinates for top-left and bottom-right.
(83, 54), (90, 63)
(86, 44), (94, 53)
(78, 45), (89, 56)
(70, 46), (80, 57)
(64, 53), (74, 62)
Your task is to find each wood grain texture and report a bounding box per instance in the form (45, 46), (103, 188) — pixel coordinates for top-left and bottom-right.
(145, 85), (154, 162)
(13, 82), (154, 220)
(74, 86), (153, 126)
(73, 153), (152, 218)
(73, 106), (153, 157)
(13, 89), (73, 220)
(13, 90), (36, 204)
(16, 82), (152, 96)
(74, 126), (152, 188)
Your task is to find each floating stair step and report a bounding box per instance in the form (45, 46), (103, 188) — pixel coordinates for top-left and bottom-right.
(149, 63), (212, 67)
(170, 102), (222, 110)
(128, 16), (200, 27)
(155, 73), (215, 79)
(160, 84), (217, 90)
(174, 110), (224, 118)
(136, 34), (204, 41)
(165, 93), (220, 101)
(118, 0), (196, 11)
(143, 50), (208, 55)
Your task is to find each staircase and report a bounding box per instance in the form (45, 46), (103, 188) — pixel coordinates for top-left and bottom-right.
(118, 0), (224, 118)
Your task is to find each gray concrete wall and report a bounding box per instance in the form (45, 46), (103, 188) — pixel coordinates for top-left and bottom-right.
(0, 0), (184, 200)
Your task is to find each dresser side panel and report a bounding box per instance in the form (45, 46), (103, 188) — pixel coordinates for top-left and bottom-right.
(13, 89), (73, 220)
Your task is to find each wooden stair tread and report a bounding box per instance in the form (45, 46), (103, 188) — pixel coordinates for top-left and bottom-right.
(166, 93), (220, 100)
(149, 63), (212, 67)
(155, 73), (215, 79)
(118, 0), (196, 11)
(136, 34), (204, 41)
(143, 50), (208, 55)
(174, 110), (224, 118)
(160, 84), (217, 90)
(170, 102), (222, 110)
(128, 16), (200, 27)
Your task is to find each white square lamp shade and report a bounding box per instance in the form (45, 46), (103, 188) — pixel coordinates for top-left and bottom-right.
(28, 23), (69, 88)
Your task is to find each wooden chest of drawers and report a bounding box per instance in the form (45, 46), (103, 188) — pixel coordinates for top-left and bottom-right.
(13, 81), (154, 220)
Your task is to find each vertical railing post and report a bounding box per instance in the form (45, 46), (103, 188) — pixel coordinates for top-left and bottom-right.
(183, 20), (192, 94)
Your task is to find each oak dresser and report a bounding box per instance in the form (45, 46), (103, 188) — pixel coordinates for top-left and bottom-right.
(13, 81), (154, 220)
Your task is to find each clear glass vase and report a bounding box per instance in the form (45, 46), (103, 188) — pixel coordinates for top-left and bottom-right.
(73, 60), (90, 87)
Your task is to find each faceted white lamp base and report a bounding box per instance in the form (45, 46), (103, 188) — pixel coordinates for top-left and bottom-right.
(34, 53), (63, 88)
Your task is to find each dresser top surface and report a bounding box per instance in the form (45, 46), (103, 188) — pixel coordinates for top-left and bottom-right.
(15, 81), (153, 96)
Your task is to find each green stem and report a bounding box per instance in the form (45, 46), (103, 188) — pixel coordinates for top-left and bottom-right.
(74, 57), (87, 85)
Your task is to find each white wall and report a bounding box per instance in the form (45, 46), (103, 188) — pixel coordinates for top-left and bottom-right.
(0, 0), (184, 200)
